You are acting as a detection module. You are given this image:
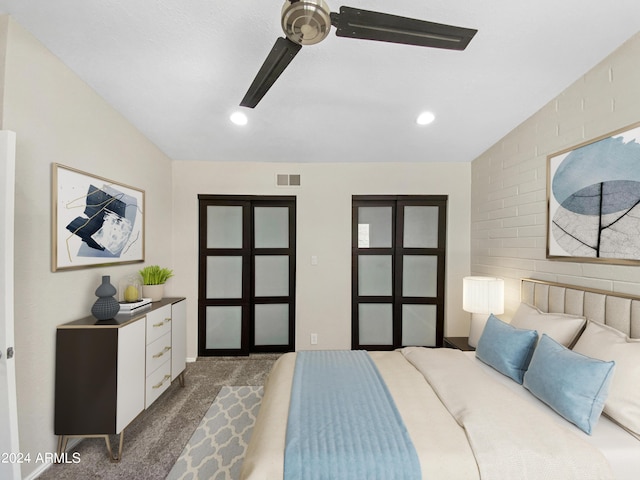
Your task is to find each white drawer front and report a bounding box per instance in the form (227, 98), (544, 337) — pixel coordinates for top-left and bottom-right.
(145, 304), (172, 344)
(146, 332), (172, 377)
(145, 360), (171, 408)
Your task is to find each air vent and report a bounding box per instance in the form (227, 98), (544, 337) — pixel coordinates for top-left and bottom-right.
(276, 174), (301, 187)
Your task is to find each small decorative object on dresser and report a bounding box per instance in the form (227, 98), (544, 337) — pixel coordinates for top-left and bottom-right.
(139, 265), (174, 302)
(91, 275), (120, 320)
(119, 274), (142, 303)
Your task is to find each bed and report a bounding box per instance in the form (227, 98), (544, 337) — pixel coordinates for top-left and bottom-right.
(240, 278), (640, 479)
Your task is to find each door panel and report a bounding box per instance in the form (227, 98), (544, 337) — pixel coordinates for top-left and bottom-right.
(206, 206), (243, 248)
(254, 304), (289, 345)
(205, 306), (243, 350)
(357, 206), (393, 248)
(254, 255), (289, 297)
(401, 304), (437, 347)
(0, 131), (19, 479)
(403, 206), (439, 248)
(358, 255), (393, 297)
(254, 207), (289, 248)
(402, 255), (438, 297)
(358, 303), (394, 345)
(206, 256), (244, 298)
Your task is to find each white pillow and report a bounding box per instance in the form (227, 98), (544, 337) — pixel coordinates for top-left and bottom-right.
(572, 321), (640, 439)
(510, 302), (586, 347)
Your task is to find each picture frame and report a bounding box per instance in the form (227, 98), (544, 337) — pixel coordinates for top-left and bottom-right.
(52, 163), (145, 271)
(547, 121), (640, 265)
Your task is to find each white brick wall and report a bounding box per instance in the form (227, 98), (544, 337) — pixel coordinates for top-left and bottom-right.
(471, 32), (640, 319)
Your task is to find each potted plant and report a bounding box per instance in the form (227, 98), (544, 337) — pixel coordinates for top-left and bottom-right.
(139, 265), (174, 302)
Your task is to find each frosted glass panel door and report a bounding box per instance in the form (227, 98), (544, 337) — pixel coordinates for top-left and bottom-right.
(353, 196), (446, 350)
(199, 196), (296, 356)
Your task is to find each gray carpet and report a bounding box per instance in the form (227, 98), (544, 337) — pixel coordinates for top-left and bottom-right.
(39, 354), (280, 480)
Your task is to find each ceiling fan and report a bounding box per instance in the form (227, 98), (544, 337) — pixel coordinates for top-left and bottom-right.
(240, 0), (477, 108)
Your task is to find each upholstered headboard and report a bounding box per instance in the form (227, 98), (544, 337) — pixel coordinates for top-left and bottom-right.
(521, 278), (640, 339)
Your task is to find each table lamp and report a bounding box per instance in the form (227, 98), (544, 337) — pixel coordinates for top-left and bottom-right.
(463, 276), (504, 347)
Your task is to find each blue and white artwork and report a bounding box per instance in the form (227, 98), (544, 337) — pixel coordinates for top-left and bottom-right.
(548, 124), (640, 263)
(53, 164), (145, 271)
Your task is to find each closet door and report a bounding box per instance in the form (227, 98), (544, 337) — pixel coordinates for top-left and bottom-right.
(198, 196), (295, 356)
(352, 196), (446, 350)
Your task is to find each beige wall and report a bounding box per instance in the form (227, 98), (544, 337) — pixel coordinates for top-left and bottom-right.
(173, 161), (471, 358)
(470, 32), (640, 320)
(1, 17), (174, 478)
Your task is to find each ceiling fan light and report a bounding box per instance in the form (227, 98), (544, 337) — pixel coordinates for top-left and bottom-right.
(416, 111), (435, 125)
(230, 111), (248, 126)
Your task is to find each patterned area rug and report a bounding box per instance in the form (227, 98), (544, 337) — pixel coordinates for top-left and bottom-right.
(167, 386), (264, 480)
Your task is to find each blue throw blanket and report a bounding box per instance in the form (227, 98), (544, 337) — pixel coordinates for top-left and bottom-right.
(284, 350), (421, 480)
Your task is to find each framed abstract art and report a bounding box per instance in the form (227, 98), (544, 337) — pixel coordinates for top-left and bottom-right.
(52, 163), (145, 271)
(547, 121), (640, 264)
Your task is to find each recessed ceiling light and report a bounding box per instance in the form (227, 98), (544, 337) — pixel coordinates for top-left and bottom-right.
(416, 111), (435, 125)
(230, 111), (248, 126)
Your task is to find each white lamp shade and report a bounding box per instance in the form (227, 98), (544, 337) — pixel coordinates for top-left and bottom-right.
(463, 276), (504, 347)
(463, 276), (504, 315)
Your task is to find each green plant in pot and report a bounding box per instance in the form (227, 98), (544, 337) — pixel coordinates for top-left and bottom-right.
(139, 265), (173, 302)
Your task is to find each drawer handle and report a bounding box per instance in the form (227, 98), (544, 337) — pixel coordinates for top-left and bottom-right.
(152, 346), (172, 359)
(153, 318), (171, 328)
(152, 374), (171, 389)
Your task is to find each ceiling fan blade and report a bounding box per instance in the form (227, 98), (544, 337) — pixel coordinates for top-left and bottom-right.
(330, 7), (477, 50)
(240, 37), (302, 108)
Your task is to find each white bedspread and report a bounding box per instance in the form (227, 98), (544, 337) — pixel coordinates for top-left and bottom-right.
(240, 348), (616, 480)
(403, 347), (614, 480)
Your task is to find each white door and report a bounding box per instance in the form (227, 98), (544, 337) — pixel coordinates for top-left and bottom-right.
(0, 131), (21, 479)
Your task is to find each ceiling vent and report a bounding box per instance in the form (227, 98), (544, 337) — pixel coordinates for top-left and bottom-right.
(276, 174), (301, 187)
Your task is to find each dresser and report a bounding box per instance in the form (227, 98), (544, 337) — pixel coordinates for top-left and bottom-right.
(54, 297), (186, 461)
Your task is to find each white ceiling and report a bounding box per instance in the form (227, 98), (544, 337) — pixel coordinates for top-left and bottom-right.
(0, 1), (639, 163)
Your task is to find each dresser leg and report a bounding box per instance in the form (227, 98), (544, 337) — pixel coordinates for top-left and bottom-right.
(105, 430), (125, 463)
(178, 371), (186, 387)
(56, 435), (68, 462)
(56, 433), (122, 462)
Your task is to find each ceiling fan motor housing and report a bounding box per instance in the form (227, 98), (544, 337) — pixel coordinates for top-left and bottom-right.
(281, 0), (332, 45)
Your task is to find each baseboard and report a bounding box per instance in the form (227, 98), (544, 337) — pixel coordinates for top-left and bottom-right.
(186, 357), (197, 363)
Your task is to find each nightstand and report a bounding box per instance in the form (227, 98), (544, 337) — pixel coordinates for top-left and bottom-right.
(443, 336), (475, 352)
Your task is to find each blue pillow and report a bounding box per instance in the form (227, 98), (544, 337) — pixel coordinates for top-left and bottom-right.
(476, 314), (538, 384)
(523, 334), (616, 434)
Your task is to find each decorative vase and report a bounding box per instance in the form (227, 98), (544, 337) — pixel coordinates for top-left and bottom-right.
(91, 275), (121, 320)
(142, 284), (164, 302)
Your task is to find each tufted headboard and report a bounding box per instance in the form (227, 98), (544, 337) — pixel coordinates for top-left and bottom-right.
(520, 278), (640, 339)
